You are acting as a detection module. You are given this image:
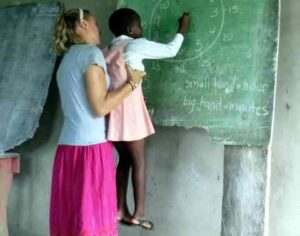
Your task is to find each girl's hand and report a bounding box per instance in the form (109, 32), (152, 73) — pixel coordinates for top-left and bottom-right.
(178, 12), (190, 35)
(126, 64), (146, 85)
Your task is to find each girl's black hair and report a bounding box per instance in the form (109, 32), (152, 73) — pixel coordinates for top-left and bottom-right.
(109, 8), (140, 36)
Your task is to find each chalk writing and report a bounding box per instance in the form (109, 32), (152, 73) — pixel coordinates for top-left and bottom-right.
(121, 0), (278, 145)
(149, 0), (225, 63)
(183, 76), (269, 94)
(160, 1), (170, 10)
(227, 5), (239, 14)
(183, 96), (269, 116)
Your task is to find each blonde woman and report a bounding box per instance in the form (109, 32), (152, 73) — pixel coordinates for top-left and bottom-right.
(50, 8), (145, 236)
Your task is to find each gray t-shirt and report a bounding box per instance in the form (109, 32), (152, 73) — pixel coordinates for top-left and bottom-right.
(57, 44), (110, 145)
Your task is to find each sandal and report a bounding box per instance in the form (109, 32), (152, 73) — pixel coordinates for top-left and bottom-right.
(131, 218), (154, 230)
(118, 217), (135, 226)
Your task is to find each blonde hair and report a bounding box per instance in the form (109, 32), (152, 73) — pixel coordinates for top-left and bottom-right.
(53, 8), (91, 55)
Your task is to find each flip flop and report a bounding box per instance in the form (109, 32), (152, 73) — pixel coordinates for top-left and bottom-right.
(118, 216), (136, 226)
(131, 218), (154, 230)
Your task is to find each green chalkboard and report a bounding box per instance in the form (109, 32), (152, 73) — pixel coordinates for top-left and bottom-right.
(118, 0), (279, 146)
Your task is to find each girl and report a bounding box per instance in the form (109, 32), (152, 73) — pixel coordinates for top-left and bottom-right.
(103, 8), (189, 230)
(50, 8), (145, 236)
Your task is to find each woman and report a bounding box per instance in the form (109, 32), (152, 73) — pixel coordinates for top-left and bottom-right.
(50, 8), (145, 236)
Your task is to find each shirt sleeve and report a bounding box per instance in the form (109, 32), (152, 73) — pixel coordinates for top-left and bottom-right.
(125, 33), (184, 60)
(79, 46), (107, 74)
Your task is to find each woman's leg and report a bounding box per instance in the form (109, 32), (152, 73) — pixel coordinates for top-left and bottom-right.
(115, 142), (132, 220)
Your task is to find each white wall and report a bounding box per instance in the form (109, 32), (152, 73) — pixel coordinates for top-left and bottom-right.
(269, 1), (300, 235)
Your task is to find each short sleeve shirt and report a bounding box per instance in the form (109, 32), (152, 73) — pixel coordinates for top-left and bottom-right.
(57, 44), (110, 145)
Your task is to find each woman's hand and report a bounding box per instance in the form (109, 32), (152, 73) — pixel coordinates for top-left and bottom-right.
(178, 12), (190, 35)
(126, 64), (146, 85)
(85, 64), (146, 117)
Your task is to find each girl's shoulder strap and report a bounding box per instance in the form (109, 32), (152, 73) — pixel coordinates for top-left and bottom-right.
(103, 39), (133, 64)
(108, 38), (133, 51)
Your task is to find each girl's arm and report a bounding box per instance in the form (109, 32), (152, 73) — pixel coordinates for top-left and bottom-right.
(125, 13), (190, 60)
(85, 64), (145, 117)
(126, 34), (184, 59)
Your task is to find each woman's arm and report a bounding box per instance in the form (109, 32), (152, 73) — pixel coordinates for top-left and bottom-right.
(85, 64), (145, 117)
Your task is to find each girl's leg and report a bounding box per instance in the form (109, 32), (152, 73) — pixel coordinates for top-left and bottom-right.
(125, 139), (146, 219)
(117, 139), (153, 229)
(115, 142), (132, 220)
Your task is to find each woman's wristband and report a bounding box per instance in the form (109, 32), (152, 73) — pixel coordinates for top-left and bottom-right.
(127, 80), (138, 91)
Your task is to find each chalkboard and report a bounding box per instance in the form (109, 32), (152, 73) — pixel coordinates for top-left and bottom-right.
(118, 0), (279, 146)
(0, 3), (62, 152)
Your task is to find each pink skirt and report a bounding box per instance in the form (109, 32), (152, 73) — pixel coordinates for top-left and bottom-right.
(103, 41), (155, 141)
(50, 142), (118, 236)
(107, 85), (155, 141)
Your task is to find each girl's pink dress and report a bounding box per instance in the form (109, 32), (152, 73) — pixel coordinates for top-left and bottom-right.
(103, 41), (155, 141)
